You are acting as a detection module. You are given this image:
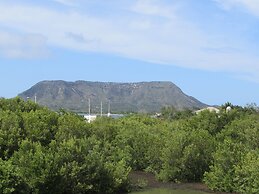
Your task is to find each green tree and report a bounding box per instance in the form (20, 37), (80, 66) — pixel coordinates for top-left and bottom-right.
(0, 158), (29, 194)
(22, 109), (59, 146)
(55, 112), (90, 142)
(0, 111), (24, 159)
(204, 114), (259, 192)
(161, 106), (193, 120)
(204, 139), (246, 192)
(159, 129), (215, 182)
(0, 97), (41, 113)
(234, 150), (259, 194)
(10, 139), (60, 194)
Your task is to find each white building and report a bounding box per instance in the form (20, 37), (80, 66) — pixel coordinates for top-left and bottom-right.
(226, 106), (232, 113)
(195, 107), (220, 114)
(84, 115), (97, 123)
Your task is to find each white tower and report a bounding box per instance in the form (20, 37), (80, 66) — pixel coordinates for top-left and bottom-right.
(107, 100), (111, 117)
(101, 101), (103, 117)
(88, 98), (91, 115)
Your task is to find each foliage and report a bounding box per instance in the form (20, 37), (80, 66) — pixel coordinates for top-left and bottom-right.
(0, 158), (29, 194)
(116, 115), (165, 171)
(22, 109), (59, 146)
(234, 150), (259, 194)
(203, 139), (246, 192)
(0, 111), (24, 159)
(204, 114), (259, 193)
(0, 98), (131, 194)
(159, 129), (215, 182)
(0, 98), (258, 193)
(55, 111), (91, 141)
(161, 106), (194, 120)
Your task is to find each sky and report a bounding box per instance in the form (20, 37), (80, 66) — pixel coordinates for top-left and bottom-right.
(1, 0), (259, 106)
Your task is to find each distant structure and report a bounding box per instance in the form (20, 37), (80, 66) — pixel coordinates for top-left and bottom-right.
(26, 95), (37, 103)
(84, 98), (97, 123)
(88, 98), (91, 115)
(152, 113), (162, 118)
(84, 114), (97, 123)
(195, 107), (220, 114)
(226, 106), (232, 113)
(80, 100), (123, 122)
(101, 101), (103, 117)
(107, 100), (111, 117)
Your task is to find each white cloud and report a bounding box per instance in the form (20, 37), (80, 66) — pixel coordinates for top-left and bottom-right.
(0, 31), (49, 59)
(215, 0), (259, 16)
(53, 0), (78, 7)
(131, 0), (177, 19)
(0, 1), (258, 81)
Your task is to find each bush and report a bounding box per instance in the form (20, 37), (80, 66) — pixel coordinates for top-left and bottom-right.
(234, 151), (259, 194)
(159, 129), (215, 182)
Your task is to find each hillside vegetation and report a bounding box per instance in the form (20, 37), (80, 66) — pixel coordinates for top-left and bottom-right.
(0, 98), (258, 194)
(18, 80), (206, 112)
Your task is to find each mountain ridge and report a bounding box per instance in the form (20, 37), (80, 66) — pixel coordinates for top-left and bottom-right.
(18, 80), (207, 113)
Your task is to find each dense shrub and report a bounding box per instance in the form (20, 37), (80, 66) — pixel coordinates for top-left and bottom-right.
(0, 97), (258, 193)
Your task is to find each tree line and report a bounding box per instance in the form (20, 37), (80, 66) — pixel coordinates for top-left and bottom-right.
(0, 97), (258, 194)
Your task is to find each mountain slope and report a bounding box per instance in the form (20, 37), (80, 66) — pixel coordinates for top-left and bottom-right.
(18, 80), (207, 113)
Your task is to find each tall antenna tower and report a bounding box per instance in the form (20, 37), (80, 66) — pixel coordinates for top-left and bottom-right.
(108, 100), (111, 117)
(88, 98), (91, 116)
(101, 101), (103, 117)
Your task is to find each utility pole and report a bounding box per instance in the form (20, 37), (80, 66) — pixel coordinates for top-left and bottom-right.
(101, 101), (103, 117)
(88, 98), (91, 116)
(108, 100), (111, 117)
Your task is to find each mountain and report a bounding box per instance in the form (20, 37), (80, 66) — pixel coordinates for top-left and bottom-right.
(18, 80), (207, 113)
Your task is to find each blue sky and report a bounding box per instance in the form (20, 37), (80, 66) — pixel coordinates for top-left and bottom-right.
(1, 0), (259, 106)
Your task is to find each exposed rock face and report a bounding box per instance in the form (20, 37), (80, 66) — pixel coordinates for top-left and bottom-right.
(19, 80), (207, 113)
